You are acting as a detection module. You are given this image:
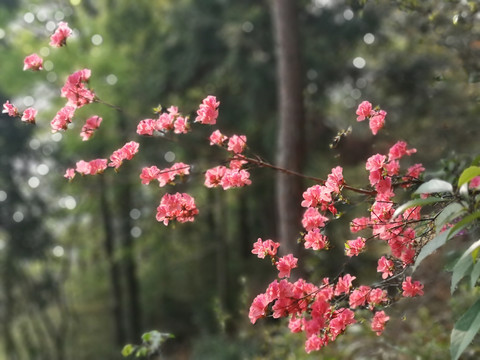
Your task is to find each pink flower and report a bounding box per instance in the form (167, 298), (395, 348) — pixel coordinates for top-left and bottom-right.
(220, 168), (252, 189)
(75, 159), (107, 175)
(155, 192), (198, 225)
(80, 116), (102, 141)
(369, 110), (386, 135)
(248, 294), (269, 324)
(385, 160), (400, 176)
(21, 107), (37, 124)
(227, 134), (247, 154)
(388, 141), (416, 161)
(88, 159), (108, 174)
(329, 308), (356, 339)
(75, 160), (91, 175)
(366, 154), (386, 172)
(405, 163), (425, 180)
(288, 316), (303, 333)
(51, 105), (76, 132)
(301, 185), (332, 208)
(173, 116), (189, 134)
(301, 207), (329, 231)
(155, 162), (190, 187)
(156, 112), (175, 132)
(304, 228), (328, 250)
(195, 95), (219, 125)
(121, 141), (139, 159)
(375, 177), (394, 198)
(334, 274), (356, 296)
(403, 206), (421, 221)
(470, 176), (480, 189)
(140, 166), (160, 185)
(402, 276), (424, 297)
(367, 288), (388, 308)
(377, 256), (394, 279)
(350, 217), (369, 233)
(368, 169), (382, 186)
(64, 168), (75, 180)
(251, 238), (280, 259)
(229, 158), (247, 169)
(371, 311), (389, 336)
(49, 22), (72, 47)
(108, 141), (140, 169)
(209, 130), (228, 146)
(23, 53), (43, 71)
(325, 166), (344, 193)
(204, 166), (227, 188)
(276, 254), (298, 278)
(349, 285), (371, 308)
(305, 334), (324, 353)
(345, 237), (366, 257)
(136, 119), (156, 136)
(61, 69), (95, 108)
(356, 101), (373, 121)
(2, 101), (19, 117)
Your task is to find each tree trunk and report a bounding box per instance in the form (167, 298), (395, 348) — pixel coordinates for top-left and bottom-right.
(99, 175), (127, 347)
(271, 0), (305, 255)
(117, 113), (142, 342)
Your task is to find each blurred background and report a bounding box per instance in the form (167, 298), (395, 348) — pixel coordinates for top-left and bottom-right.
(0, 0), (479, 359)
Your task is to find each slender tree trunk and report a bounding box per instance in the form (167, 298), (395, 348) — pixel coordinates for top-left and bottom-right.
(119, 180), (141, 341)
(99, 176), (127, 347)
(117, 113), (142, 342)
(271, 0), (306, 255)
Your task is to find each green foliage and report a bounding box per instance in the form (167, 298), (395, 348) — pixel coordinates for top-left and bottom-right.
(459, 166), (480, 188)
(396, 157), (480, 359)
(122, 330), (174, 358)
(451, 298), (480, 360)
(414, 178), (454, 194)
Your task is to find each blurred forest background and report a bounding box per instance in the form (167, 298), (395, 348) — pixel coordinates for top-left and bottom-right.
(0, 0), (479, 359)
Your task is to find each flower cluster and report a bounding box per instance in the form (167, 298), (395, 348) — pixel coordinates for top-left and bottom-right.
(348, 140), (424, 266)
(64, 141), (140, 180)
(108, 141), (140, 169)
(355, 100), (387, 135)
(2, 100), (37, 124)
(49, 21), (72, 47)
(61, 68), (96, 108)
(204, 130), (251, 190)
(194, 95), (219, 125)
(80, 116), (103, 141)
(64, 159), (107, 180)
(248, 260), (392, 353)
(300, 166), (344, 250)
(140, 163), (190, 186)
(249, 101), (427, 353)
(155, 192), (199, 225)
(204, 166), (252, 189)
(137, 105), (190, 135)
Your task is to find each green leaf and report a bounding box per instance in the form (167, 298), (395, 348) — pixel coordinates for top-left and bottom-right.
(136, 347), (148, 357)
(470, 260), (480, 288)
(458, 166), (480, 188)
(434, 202), (466, 233)
(448, 211), (480, 239)
(451, 297), (480, 360)
(413, 231), (450, 272)
(121, 344), (134, 357)
(141, 332), (152, 342)
(414, 179), (453, 194)
(451, 239), (480, 294)
(393, 197), (446, 219)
